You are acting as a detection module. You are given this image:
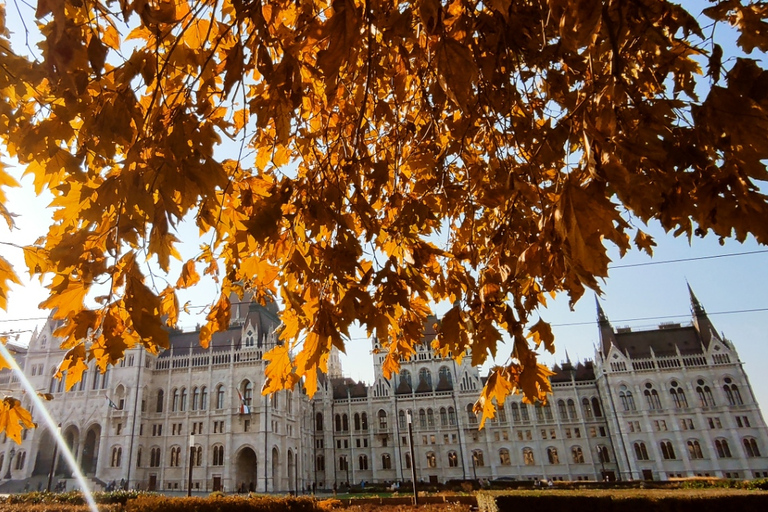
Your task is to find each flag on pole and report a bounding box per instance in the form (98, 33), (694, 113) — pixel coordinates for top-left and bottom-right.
(105, 395), (119, 409)
(237, 389), (251, 414)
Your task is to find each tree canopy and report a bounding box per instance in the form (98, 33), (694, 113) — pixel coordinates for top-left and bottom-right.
(1, 0), (768, 434)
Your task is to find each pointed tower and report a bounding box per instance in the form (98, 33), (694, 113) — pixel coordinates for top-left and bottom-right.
(688, 284), (722, 348)
(596, 295), (617, 358)
(327, 345), (343, 379)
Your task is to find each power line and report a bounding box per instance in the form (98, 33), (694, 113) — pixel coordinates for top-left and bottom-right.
(609, 249), (768, 269)
(551, 307), (768, 328)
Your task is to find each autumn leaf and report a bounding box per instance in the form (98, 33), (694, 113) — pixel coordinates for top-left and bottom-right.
(0, 256), (20, 311)
(0, 398), (36, 444)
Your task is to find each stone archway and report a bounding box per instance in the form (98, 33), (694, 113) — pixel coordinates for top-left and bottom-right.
(81, 425), (101, 475)
(271, 446), (279, 492)
(287, 449), (294, 494)
(235, 447), (257, 493)
(58, 426), (80, 478)
(32, 429), (56, 476)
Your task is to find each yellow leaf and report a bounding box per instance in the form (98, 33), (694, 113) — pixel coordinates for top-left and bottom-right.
(177, 259), (200, 289)
(262, 344), (299, 394)
(0, 398), (36, 444)
(527, 319), (555, 354)
(199, 293), (231, 349)
(57, 344), (88, 391)
(0, 256), (20, 311)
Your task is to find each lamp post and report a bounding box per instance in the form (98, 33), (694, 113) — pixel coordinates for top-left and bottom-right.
(4, 447), (15, 480)
(188, 434), (195, 496)
(47, 424), (62, 492)
(471, 452), (478, 481)
(597, 446), (606, 481)
(406, 410), (418, 505)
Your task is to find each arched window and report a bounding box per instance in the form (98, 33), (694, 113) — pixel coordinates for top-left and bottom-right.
(544, 403), (554, 420)
(170, 447), (180, 467)
(591, 397), (602, 417)
(405, 452), (411, 469)
(172, 389), (179, 411)
(192, 387), (200, 411)
(136, 448), (142, 468)
(342, 413), (349, 431)
(193, 445), (203, 466)
(743, 438), (761, 457)
(354, 413), (361, 431)
(523, 448), (535, 465)
(558, 400), (567, 419)
(150, 447), (161, 467)
(381, 453), (391, 469)
(180, 388), (187, 411)
(634, 442), (649, 460)
(448, 451), (458, 467)
(156, 389), (164, 413)
(335, 414), (342, 432)
(212, 445), (224, 466)
(316, 413), (324, 431)
(316, 455), (325, 471)
(572, 446), (584, 463)
(361, 412), (368, 430)
(619, 385), (636, 411)
(582, 398), (592, 419)
(520, 403), (529, 422)
(200, 386), (208, 410)
(243, 381), (253, 406)
(597, 445), (610, 463)
(419, 409), (427, 428)
(216, 385), (225, 409)
(472, 450), (484, 467)
(378, 409), (387, 429)
(498, 404), (507, 423)
(687, 440), (704, 459)
(400, 370), (412, 387)
(399, 410), (406, 429)
(567, 399), (578, 420)
(696, 379), (715, 407)
(448, 407), (456, 425)
(670, 381), (688, 408)
(438, 366), (452, 386)
(440, 407), (448, 426)
(467, 404), (477, 424)
(724, 379), (744, 406)
(419, 368), (432, 389)
(660, 441), (675, 460)
(14, 451), (25, 470)
(715, 438), (732, 458)
(644, 383), (662, 410)
(426, 452), (436, 468)
(427, 408), (435, 427)
(499, 448), (511, 465)
(339, 456), (348, 471)
(547, 447), (559, 464)
(535, 404), (544, 422)
(359, 454), (369, 470)
(510, 403), (520, 422)
(111, 447), (122, 467)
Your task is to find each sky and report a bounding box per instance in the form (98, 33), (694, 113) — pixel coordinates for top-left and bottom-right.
(1, 2), (767, 414)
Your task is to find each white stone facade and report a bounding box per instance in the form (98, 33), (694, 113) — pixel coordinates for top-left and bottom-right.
(1, 291), (766, 492)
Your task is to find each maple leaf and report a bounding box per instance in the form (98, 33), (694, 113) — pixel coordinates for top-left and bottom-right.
(0, 256), (20, 311)
(57, 344), (88, 391)
(0, 398), (36, 444)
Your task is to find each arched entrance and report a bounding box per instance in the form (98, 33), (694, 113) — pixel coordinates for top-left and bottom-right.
(32, 429), (56, 476)
(271, 446), (279, 492)
(81, 425), (101, 475)
(235, 447), (257, 493)
(58, 426), (79, 478)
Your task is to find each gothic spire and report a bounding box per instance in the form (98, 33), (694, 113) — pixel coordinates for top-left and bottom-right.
(688, 281), (705, 315)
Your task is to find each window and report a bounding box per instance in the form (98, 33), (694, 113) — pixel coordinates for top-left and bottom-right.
(111, 447), (122, 467)
(687, 440), (704, 459)
(440, 407), (448, 426)
(582, 398), (593, 419)
(438, 366), (452, 386)
(500, 448), (511, 465)
(743, 438), (761, 457)
(381, 453), (391, 470)
(715, 439), (732, 458)
(472, 450), (484, 467)
(156, 390), (164, 413)
(523, 448), (535, 465)
(378, 409), (387, 429)
(567, 399), (578, 420)
(547, 447), (559, 464)
(316, 413), (323, 431)
(511, 403), (520, 422)
(316, 455), (325, 471)
(172, 389), (179, 411)
(448, 451), (458, 467)
(696, 380), (715, 407)
(498, 404), (507, 423)
(619, 386), (636, 411)
(136, 448), (142, 467)
(419, 368), (432, 389)
(243, 380), (253, 406)
(359, 455), (369, 470)
(400, 369), (412, 387)
(634, 442), (649, 461)
(520, 404), (529, 422)
(216, 385), (225, 409)
(361, 412), (368, 430)
(200, 386), (207, 410)
(427, 408), (435, 427)
(192, 387), (200, 411)
(597, 445), (610, 463)
(405, 453), (411, 469)
(448, 407), (456, 426)
(399, 410), (406, 429)
(342, 413), (349, 431)
(644, 383), (662, 410)
(535, 404), (544, 422)
(724, 382), (743, 406)
(170, 446), (181, 467)
(354, 413), (361, 431)
(572, 446), (584, 463)
(419, 409), (426, 428)
(426, 452), (436, 468)
(180, 388), (187, 411)
(558, 400), (567, 419)
(193, 445), (203, 466)
(670, 381), (688, 408)
(14, 451), (25, 470)
(339, 455), (348, 471)
(150, 447), (161, 467)
(211, 445), (224, 466)
(660, 441), (676, 460)
(467, 404), (477, 424)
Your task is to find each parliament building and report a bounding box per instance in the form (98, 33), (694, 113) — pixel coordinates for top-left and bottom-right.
(1, 288), (767, 492)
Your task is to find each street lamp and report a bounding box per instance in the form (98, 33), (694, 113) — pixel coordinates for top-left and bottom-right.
(406, 410), (418, 505)
(471, 452), (478, 482)
(597, 446), (606, 481)
(188, 434), (195, 496)
(4, 447), (15, 480)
